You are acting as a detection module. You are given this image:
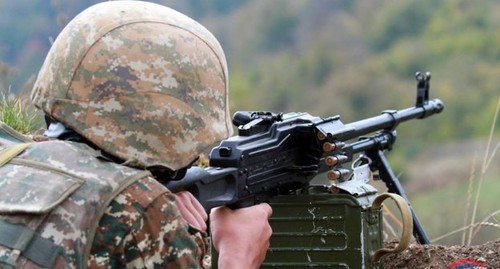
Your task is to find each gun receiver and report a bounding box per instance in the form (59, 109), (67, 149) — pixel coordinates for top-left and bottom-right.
(166, 72), (442, 244)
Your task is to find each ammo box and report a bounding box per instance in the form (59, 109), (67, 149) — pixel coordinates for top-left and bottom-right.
(261, 186), (384, 269)
(212, 184), (396, 269)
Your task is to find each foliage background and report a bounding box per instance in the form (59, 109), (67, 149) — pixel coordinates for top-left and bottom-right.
(1, 0), (498, 245)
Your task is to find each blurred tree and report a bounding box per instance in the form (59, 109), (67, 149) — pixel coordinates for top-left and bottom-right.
(366, 1), (436, 52)
(0, 0), (498, 148)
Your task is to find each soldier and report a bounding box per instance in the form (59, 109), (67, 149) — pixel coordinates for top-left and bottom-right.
(0, 1), (271, 268)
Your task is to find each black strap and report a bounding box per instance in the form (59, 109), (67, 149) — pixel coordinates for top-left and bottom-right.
(0, 220), (64, 268)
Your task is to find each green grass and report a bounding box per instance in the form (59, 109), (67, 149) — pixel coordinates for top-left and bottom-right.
(0, 93), (41, 134)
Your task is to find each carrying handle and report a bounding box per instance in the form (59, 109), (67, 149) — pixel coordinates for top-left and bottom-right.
(371, 193), (413, 262)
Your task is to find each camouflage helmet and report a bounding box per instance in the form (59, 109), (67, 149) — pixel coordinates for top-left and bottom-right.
(31, 1), (233, 171)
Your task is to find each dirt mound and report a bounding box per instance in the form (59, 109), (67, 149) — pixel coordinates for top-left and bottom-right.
(382, 240), (499, 269)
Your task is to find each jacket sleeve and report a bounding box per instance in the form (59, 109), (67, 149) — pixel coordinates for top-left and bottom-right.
(88, 176), (210, 269)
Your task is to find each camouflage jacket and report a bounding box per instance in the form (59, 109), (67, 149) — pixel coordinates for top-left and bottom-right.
(0, 122), (208, 268)
(88, 177), (210, 268)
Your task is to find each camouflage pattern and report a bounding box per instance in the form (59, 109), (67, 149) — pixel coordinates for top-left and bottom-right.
(89, 177), (210, 268)
(0, 130), (149, 268)
(31, 1), (233, 171)
(0, 126), (209, 268)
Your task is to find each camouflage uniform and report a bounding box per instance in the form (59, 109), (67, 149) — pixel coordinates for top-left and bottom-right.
(1, 1), (231, 268)
(0, 123), (209, 268)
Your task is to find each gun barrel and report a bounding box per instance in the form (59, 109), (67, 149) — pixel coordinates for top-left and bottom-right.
(343, 99), (443, 139)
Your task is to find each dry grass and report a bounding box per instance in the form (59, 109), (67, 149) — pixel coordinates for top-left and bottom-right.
(429, 97), (500, 245)
(382, 98), (500, 245)
(465, 98), (500, 245)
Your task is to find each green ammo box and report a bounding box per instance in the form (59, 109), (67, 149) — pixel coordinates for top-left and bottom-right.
(261, 186), (384, 269)
(211, 184), (388, 269)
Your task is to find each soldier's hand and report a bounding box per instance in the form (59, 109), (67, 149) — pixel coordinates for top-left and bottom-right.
(174, 191), (208, 231)
(210, 203), (273, 269)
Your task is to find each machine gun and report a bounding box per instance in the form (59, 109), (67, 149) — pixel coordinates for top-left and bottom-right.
(166, 72), (442, 244)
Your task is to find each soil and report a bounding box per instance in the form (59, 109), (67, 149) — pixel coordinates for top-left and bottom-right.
(382, 240), (499, 269)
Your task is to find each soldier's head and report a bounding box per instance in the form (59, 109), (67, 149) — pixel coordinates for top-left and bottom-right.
(31, 1), (232, 172)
